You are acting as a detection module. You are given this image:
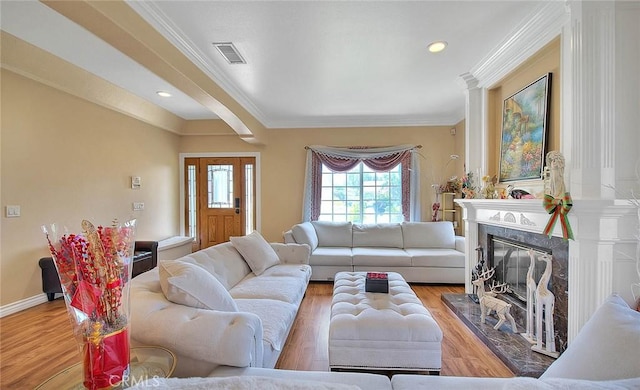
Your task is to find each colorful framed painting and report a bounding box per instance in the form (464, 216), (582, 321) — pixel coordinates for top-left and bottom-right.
(499, 73), (551, 182)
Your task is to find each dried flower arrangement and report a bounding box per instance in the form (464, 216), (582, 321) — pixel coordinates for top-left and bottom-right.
(43, 219), (136, 390)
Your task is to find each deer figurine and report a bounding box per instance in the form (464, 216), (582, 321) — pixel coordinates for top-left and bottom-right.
(471, 268), (518, 333)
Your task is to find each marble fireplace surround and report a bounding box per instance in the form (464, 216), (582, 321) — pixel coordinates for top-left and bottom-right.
(456, 199), (638, 342)
(479, 223), (569, 354)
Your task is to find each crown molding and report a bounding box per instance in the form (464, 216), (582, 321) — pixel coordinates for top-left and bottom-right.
(470, 1), (569, 88)
(264, 113), (463, 130)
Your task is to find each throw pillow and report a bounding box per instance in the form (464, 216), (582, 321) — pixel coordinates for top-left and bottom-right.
(540, 294), (640, 381)
(158, 260), (238, 312)
(230, 230), (280, 276)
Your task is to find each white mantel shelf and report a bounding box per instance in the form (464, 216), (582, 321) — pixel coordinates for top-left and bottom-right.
(455, 198), (639, 342)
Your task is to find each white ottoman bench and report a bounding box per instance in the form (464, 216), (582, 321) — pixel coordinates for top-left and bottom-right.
(329, 271), (443, 373)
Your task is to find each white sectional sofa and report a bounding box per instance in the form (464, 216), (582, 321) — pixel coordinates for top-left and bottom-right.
(132, 294), (640, 389)
(129, 231), (312, 378)
(284, 221), (465, 283)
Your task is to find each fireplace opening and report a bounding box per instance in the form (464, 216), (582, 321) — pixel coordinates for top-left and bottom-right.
(489, 235), (551, 303)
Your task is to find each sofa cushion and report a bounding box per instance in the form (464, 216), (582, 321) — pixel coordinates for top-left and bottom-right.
(312, 221), (353, 247)
(540, 294), (640, 381)
(180, 242), (251, 290)
(235, 298), (298, 352)
(310, 247), (354, 266)
(158, 260), (238, 312)
(230, 267), (311, 306)
(353, 224), (403, 248)
(405, 248), (466, 268)
(402, 222), (455, 249)
(292, 222), (319, 250)
(231, 231), (280, 276)
(352, 247), (411, 267)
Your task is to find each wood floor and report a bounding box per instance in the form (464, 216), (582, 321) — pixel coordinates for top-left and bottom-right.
(0, 283), (512, 389)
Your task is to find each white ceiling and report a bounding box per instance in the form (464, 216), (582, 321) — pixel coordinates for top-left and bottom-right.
(1, 1), (543, 129)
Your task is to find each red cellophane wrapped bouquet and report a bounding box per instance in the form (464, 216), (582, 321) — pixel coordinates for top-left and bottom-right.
(42, 219), (136, 390)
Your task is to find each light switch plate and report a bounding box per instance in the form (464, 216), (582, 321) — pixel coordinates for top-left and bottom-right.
(133, 202), (144, 211)
(5, 205), (20, 217)
(131, 176), (142, 189)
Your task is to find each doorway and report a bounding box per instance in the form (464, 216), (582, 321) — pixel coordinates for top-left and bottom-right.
(182, 155), (258, 251)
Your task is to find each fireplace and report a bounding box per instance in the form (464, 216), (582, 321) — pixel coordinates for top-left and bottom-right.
(480, 224), (569, 353)
(490, 236), (548, 302)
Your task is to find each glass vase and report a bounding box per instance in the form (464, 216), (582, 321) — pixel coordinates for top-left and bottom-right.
(42, 219), (136, 390)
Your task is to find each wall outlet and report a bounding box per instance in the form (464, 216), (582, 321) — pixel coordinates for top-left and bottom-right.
(133, 202), (144, 211)
(5, 205), (20, 217)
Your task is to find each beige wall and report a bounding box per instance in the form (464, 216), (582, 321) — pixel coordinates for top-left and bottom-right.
(0, 70), (181, 306)
(180, 125), (462, 242)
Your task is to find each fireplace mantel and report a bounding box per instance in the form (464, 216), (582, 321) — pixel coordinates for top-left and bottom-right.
(456, 198), (639, 342)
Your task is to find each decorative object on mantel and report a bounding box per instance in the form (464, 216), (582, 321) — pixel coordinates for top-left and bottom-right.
(481, 175), (499, 199)
(499, 73), (551, 183)
(542, 151), (574, 240)
(532, 253), (559, 358)
(460, 170), (477, 199)
(472, 267), (518, 333)
(42, 219), (137, 390)
(507, 185), (535, 199)
(521, 249), (538, 344)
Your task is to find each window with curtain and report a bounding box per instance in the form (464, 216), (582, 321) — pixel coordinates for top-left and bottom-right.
(302, 145), (421, 222)
(319, 162), (403, 223)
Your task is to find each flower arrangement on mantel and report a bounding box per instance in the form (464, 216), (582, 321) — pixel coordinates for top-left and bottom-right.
(42, 219), (136, 390)
(460, 171), (477, 199)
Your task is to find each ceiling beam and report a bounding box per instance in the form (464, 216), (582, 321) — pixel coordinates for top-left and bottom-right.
(41, 0), (266, 144)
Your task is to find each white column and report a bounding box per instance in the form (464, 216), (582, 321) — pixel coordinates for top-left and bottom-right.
(456, 200), (478, 294)
(567, 0), (617, 199)
(458, 73), (486, 177)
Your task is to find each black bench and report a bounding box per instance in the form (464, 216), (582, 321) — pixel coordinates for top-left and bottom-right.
(39, 241), (158, 301)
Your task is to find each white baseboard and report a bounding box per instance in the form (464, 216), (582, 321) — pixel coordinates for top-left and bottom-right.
(0, 294), (49, 318)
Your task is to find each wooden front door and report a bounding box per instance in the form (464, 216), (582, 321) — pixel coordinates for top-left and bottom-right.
(185, 157), (256, 250)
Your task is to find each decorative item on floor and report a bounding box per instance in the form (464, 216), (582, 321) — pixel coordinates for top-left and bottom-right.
(471, 268), (518, 333)
(42, 219), (136, 390)
(499, 73), (551, 182)
(542, 151), (574, 240)
(469, 245), (486, 304)
(521, 249), (538, 344)
(532, 253), (559, 358)
(365, 272), (389, 293)
(431, 202), (440, 222)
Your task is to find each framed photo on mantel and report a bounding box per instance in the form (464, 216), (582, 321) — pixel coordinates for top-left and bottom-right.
(498, 73), (551, 183)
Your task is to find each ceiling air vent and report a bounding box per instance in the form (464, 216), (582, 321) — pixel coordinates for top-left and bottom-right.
(213, 42), (246, 64)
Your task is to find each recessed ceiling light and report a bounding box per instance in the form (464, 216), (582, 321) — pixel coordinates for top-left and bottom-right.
(156, 91), (172, 97)
(428, 41), (448, 53)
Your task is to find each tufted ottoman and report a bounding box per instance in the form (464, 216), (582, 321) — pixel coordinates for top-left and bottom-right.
(329, 271), (443, 373)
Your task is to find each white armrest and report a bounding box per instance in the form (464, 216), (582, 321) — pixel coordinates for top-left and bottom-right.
(455, 236), (465, 253)
(282, 230), (295, 243)
(270, 242), (311, 264)
(131, 290), (264, 368)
